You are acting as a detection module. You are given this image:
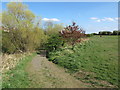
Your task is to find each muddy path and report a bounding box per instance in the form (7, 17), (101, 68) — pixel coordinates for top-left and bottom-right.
(25, 52), (87, 88)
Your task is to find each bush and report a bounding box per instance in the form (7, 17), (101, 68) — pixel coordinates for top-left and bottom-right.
(86, 34), (93, 37)
(48, 50), (80, 72)
(58, 56), (80, 71)
(2, 31), (17, 53)
(45, 34), (64, 57)
(2, 28), (47, 54)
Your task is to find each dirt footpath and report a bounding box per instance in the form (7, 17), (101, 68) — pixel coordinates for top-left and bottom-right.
(26, 54), (86, 88)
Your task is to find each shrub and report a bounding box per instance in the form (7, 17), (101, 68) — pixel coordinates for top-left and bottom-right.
(86, 34), (94, 37)
(2, 31), (17, 53)
(49, 50), (80, 72)
(45, 34), (64, 57)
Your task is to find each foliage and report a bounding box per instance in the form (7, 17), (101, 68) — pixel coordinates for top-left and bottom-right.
(2, 31), (16, 53)
(44, 22), (64, 57)
(2, 2), (35, 30)
(48, 36), (118, 87)
(86, 34), (94, 37)
(60, 22), (86, 49)
(2, 2), (47, 53)
(45, 23), (64, 36)
(45, 34), (63, 57)
(112, 30), (120, 35)
(49, 50), (80, 71)
(99, 31), (112, 35)
(98, 30), (120, 35)
(91, 33), (98, 35)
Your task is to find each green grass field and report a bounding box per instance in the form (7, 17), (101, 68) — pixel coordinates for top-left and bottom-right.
(48, 35), (118, 87)
(2, 36), (118, 88)
(2, 53), (37, 88)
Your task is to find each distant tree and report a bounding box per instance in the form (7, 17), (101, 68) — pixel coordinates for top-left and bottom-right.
(107, 31), (112, 35)
(45, 23), (64, 36)
(92, 33), (98, 35)
(113, 30), (120, 35)
(117, 30), (120, 35)
(60, 22), (86, 49)
(99, 31), (102, 35)
(44, 21), (54, 30)
(99, 31), (112, 35)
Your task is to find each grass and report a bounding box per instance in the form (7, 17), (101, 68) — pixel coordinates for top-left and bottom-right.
(48, 35), (118, 87)
(2, 53), (37, 88)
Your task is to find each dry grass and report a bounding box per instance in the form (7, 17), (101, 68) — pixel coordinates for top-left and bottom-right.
(2, 52), (31, 73)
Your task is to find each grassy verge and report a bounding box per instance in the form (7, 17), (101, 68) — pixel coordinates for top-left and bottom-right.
(48, 36), (118, 87)
(2, 53), (37, 88)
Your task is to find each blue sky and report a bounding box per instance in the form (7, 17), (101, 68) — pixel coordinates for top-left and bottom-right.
(2, 2), (118, 33)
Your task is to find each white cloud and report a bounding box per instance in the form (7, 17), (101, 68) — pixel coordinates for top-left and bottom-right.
(90, 17), (118, 22)
(96, 19), (101, 22)
(42, 18), (49, 21)
(101, 19), (106, 21)
(90, 17), (98, 20)
(90, 17), (101, 22)
(103, 17), (114, 21)
(42, 18), (60, 22)
(115, 18), (118, 20)
(115, 17), (120, 20)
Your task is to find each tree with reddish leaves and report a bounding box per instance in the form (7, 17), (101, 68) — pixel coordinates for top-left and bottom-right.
(59, 22), (86, 49)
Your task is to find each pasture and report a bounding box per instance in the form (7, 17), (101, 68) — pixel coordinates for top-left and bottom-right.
(48, 35), (118, 87)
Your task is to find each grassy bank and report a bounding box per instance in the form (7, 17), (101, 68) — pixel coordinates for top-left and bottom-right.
(2, 53), (37, 88)
(48, 36), (118, 87)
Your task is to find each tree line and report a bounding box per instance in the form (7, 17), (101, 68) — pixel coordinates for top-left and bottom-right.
(2, 2), (86, 54)
(85, 30), (120, 37)
(98, 31), (120, 35)
(92, 30), (120, 35)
